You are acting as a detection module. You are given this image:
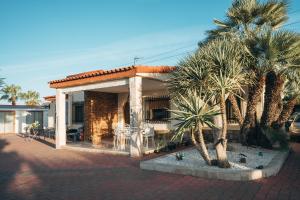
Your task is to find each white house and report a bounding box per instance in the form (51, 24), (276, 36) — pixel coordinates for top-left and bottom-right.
(0, 105), (48, 134)
(48, 65), (262, 157)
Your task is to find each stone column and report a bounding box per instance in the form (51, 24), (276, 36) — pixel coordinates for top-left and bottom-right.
(67, 93), (72, 127)
(129, 77), (143, 157)
(56, 89), (66, 149)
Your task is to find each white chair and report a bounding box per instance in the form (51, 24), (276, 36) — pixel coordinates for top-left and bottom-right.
(142, 124), (155, 149)
(123, 126), (131, 148)
(114, 124), (131, 151)
(113, 124), (123, 150)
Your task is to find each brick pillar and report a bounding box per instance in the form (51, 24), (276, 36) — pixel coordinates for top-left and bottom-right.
(56, 89), (66, 149)
(129, 77), (143, 157)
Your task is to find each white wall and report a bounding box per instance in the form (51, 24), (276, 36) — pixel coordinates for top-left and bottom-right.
(48, 102), (56, 128)
(14, 110), (48, 133)
(15, 110), (27, 133)
(72, 91), (84, 102)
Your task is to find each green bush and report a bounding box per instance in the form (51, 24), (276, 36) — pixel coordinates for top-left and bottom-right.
(262, 127), (289, 150)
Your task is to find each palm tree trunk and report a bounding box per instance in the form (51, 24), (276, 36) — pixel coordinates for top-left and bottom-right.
(220, 95), (227, 141)
(274, 97), (283, 123)
(273, 97), (298, 128)
(12, 97), (16, 106)
(240, 75), (265, 145)
(215, 95), (230, 168)
(228, 94), (243, 126)
(260, 72), (284, 127)
(191, 125), (211, 166)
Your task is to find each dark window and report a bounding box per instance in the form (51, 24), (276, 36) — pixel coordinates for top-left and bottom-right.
(26, 111), (43, 128)
(144, 96), (170, 122)
(72, 102), (84, 123)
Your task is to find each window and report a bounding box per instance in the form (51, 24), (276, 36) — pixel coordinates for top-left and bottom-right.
(72, 102), (84, 123)
(26, 111), (43, 128)
(144, 96), (170, 123)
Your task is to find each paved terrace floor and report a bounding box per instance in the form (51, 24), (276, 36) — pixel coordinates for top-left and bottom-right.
(0, 135), (300, 200)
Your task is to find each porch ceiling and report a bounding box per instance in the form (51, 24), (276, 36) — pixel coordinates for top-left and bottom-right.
(88, 77), (167, 93)
(142, 77), (168, 91)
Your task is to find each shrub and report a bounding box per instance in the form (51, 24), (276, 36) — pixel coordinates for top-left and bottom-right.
(262, 127), (289, 150)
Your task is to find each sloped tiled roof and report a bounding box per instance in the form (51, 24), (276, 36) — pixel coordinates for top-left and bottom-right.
(49, 65), (175, 88)
(43, 95), (56, 102)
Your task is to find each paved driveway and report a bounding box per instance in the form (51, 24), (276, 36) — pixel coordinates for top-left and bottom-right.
(0, 135), (300, 200)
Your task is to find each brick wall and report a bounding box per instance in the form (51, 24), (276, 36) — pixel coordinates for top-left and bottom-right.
(84, 91), (118, 143)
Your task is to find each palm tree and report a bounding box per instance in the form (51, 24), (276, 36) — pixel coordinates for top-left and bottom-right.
(206, 0), (289, 144)
(20, 90), (40, 106)
(259, 31), (300, 127)
(169, 38), (248, 168)
(201, 38), (248, 167)
(273, 71), (300, 128)
(171, 93), (220, 166)
(1, 84), (22, 105)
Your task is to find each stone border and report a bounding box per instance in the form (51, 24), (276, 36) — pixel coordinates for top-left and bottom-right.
(62, 145), (130, 156)
(140, 149), (289, 181)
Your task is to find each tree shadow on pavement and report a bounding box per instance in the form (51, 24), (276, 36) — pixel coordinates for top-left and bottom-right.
(0, 138), (23, 200)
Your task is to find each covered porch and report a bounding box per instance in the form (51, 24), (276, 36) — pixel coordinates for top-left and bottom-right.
(50, 66), (174, 157)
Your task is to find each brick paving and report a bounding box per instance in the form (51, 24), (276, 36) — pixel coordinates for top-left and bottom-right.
(0, 135), (300, 200)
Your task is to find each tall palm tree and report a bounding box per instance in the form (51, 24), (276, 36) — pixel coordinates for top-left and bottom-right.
(20, 90), (40, 106)
(206, 0), (289, 144)
(171, 94), (220, 166)
(259, 31), (300, 127)
(1, 84), (22, 106)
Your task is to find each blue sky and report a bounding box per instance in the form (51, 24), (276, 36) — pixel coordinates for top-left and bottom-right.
(0, 0), (299, 102)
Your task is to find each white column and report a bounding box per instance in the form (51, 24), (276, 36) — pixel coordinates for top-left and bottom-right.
(67, 93), (72, 127)
(56, 89), (66, 149)
(129, 77), (143, 157)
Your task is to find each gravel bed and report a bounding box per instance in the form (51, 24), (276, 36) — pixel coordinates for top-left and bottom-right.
(151, 143), (279, 171)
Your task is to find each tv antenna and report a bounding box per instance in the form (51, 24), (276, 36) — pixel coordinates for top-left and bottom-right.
(133, 57), (142, 66)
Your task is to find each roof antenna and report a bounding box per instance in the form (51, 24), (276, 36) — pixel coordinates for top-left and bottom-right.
(133, 57), (141, 66)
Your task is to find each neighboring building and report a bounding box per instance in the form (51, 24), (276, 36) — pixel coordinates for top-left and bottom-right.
(0, 105), (48, 134)
(48, 65), (264, 157)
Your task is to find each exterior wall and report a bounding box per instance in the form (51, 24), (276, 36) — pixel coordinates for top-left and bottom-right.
(48, 102), (56, 128)
(15, 110), (27, 133)
(84, 91), (118, 141)
(72, 91), (84, 102)
(11, 110), (48, 133)
(43, 110), (48, 128)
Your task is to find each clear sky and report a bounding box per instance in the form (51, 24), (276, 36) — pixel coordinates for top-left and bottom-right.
(0, 0), (299, 103)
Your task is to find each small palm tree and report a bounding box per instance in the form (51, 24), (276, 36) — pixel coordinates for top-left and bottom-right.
(20, 90), (40, 106)
(201, 38), (248, 168)
(169, 38), (248, 168)
(1, 84), (22, 105)
(171, 94), (220, 166)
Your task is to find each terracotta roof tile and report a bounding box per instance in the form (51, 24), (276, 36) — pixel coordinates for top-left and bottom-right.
(49, 65), (175, 88)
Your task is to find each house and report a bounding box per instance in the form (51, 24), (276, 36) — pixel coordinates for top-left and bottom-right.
(0, 105), (48, 134)
(48, 65), (258, 157)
